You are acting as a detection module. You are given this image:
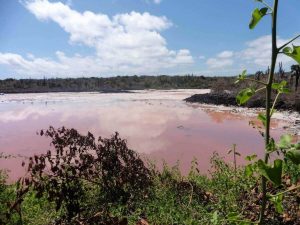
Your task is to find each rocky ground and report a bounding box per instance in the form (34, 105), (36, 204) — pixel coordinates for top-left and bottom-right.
(184, 91), (300, 136)
(185, 91), (300, 112)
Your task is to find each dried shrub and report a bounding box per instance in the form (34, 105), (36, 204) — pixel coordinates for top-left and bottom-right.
(23, 127), (152, 223)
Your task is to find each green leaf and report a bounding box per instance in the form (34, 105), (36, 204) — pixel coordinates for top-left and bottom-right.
(227, 212), (252, 224)
(239, 222), (252, 225)
(235, 70), (247, 84)
(272, 80), (287, 90)
(278, 134), (292, 149)
(245, 154), (257, 161)
(272, 83), (280, 90)
(272, 81), (290, 93)
(280, 80), (287, 87)
(258, 159), (283, 186)
(241, 69), (247, 77)
(245, 164), (254, 177)
(267, 138), (276, 153)
(281, 88), (291, 94)
(270, 194), (284, 214)
(257, 113), (267, 127)
(283, 45), (300, 64)
(286, 150), (300, 165)
(236, 88), (255, 105)
(211, 211), (219, 225)
(227, 212), (239, 219)
(249, 7), (269, 29)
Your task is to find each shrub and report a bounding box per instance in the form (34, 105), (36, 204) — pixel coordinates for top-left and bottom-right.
(22, 127), (152, 223)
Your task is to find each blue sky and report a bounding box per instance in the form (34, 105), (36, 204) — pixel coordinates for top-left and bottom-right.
(0, 0), (299, 78)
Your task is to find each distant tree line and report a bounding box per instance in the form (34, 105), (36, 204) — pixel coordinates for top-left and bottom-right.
(0, 75), (219, 93)
(1, 65), (298, 94)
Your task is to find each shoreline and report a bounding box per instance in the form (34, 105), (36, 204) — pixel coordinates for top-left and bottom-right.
(186, 101), (300, 136)
(184, 90), (300, 136)
(185, 92), (300, 112)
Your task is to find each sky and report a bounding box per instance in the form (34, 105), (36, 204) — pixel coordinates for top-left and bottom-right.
(0, 0), (299, 79)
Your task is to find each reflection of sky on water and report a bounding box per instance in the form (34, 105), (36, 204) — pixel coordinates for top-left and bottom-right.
(0, 90), (288, 181)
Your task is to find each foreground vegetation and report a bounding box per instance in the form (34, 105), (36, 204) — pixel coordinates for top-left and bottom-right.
(1, 127), (300, 225)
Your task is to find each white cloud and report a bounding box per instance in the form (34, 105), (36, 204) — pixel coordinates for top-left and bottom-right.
(239, 35), (273, 66)
(240, 35), (300, 68)
(0, 0), (192, 77)
(217, 51), (233, 58)
(206, 58), (234, 69)
(206, 35), (300, 73)
(0, 52), (68, 76)
(206, 50), (234, 69)
(153, 0), (162, 4)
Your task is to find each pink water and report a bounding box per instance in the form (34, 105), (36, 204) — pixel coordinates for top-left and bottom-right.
(0, 90), (289, 181)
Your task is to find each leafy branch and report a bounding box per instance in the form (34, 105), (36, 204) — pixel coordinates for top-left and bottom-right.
(235, 0), (300, 224)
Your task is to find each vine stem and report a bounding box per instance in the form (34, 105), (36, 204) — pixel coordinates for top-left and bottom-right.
(259, 0), (279, 224)
(278, 34), (300, 51)
(269, 184), (300, 197)
(244, 78), (267, 86)
(270, 92), (280, 116)
(226, 219), (257, 224)
(255, 86), (266, 93)
(261, 0), (273, 11)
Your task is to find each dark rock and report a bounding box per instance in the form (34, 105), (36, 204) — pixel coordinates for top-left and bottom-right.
(185, 91), (300, 113)
(184, 92), (237, 106)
